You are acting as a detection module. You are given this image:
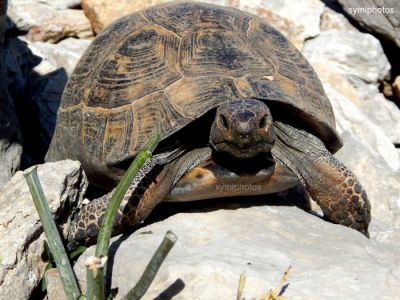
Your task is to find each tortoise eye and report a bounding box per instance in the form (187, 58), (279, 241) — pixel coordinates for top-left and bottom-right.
(259, 115), (267, 128)
(219, 114), (229, 129)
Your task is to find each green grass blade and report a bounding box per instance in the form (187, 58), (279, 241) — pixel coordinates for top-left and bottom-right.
(122, 231), (177, 300)
(24, 167), (82, 300)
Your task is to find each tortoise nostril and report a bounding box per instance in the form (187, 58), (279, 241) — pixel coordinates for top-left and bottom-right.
(259, 115), (267, 128)
(219, 114), (229, 129)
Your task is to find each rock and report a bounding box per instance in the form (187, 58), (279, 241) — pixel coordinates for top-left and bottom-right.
(74, 206), (400, 299)
(0, 0), (22, 186)
(393, 75), (400, 103)
(28, 38), (91, 75)
(337, 0), (400, 48)
(81, 0), (140, 34)
(0, 160), (88, 299)
(360, 92), (400, 144)
(382, 79), (393, 98)
(302, 30), (400, 146)
(80, 0), (307, 48)
(304, 57), (399, 163)
(248, 0), (324, 39)
(45, 269), (68, 300)
(320, 6), (358, 31)
(302, 30), (390, 95)
(8, 1), (93, 43)
(26, 10), (93, 43)
(33, 0), (81, 10)
(238, 5), (304, 49)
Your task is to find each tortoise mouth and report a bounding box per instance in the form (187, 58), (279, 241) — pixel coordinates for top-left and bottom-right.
(211, 148), (276, 176)
(211, 140), (274, 159)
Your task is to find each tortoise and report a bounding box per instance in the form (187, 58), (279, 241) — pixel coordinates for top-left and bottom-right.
(45, 1), (371, 247)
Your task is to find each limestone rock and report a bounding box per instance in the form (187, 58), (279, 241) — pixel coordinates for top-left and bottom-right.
(302, 30), (390, 94)
(26, 10), (93, 43)
(0, 0), (22, 186)
(80, 0), (306, 48)
(8, 1), (93, 43)
(382, 79), (393, 98)
(81, 0), (145, 34)
(74, 206), (400, 299)
(320, 6), (358, 31)
(360, 92), (400, 144)
(337, 0), (400, 47)
(393, 75), (400, 103)
(0, 160), (88, 299)
(34, 0), (81, 10)
(28, 38), (91, 76)
(45, 269), (68, 300)
(302, 30), (400, 146)
(238, 5), (304, 49)
(245, 0), (324, 39)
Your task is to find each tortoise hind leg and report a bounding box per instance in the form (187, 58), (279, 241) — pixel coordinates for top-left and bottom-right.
(272, 122), (371, 237)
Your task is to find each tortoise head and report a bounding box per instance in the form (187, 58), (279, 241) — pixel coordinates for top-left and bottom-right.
(209, 99), (275, 159)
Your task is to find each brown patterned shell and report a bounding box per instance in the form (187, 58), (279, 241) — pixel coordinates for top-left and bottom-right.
(46, 1), (342, 188)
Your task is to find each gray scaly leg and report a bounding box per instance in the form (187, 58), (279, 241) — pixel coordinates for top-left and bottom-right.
(271, 122), (371, 237)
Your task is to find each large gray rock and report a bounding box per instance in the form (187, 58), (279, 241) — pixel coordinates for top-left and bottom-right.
(249, 0), (324, 39)
(27, 38), (92, 76)
(302, 30), (390, 94)
(321, 77), (399, 170)
(74, 205), (400, 299)
(0, 160), (88, 299)
(0, 0), (22, 186)
(302, 30), (400, 146)
(337, 0), (400, 47)
(25, 9), (93, 43)
(360, 93), (400, 144)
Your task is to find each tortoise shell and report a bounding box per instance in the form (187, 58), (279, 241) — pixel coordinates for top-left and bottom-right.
(46, 1), (341, 188)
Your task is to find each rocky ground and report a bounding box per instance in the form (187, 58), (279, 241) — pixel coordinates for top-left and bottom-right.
(0, 0), (399, 299)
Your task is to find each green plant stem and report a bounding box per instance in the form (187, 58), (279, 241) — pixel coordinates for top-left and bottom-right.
(95, 134), (160, 258)
(122, 231), (177, 300)
(24, 167), (82, 300)
(87, 133), (160, 299)
(86, 256), (107, 300)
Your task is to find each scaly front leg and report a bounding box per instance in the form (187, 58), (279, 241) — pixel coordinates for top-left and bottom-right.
(67, 147), (212, 248)
(67, 154), (169, 249)
(271, 122), (371, 237)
